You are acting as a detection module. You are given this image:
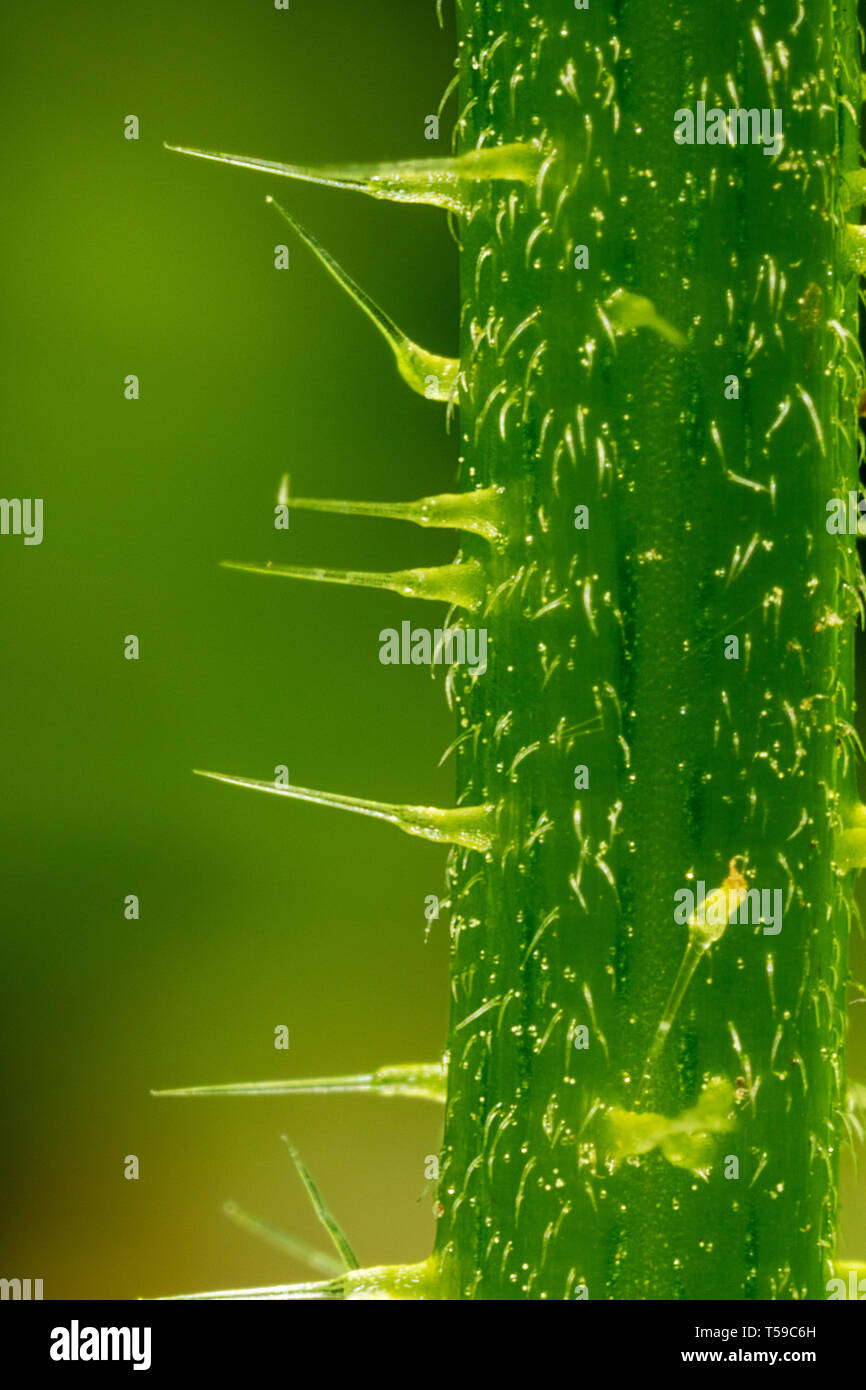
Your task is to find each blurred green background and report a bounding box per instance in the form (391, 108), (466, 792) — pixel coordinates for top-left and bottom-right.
(1, 0), (460, 1298)
(1, 0), (864, 1299)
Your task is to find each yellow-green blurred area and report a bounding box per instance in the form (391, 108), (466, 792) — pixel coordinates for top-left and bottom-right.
(1, 0), (865, 1300)
(1, 0), (459, 1298)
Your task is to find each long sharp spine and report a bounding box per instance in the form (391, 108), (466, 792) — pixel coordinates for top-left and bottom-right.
(265, 195), (459, 401)
(151, 1062), (447, 1103)
(193, 769), (497, 852)
(220, 556), (487, 612)
(155, 1259), (438, 1301)
(282, 1135), (359, 1272)
(222, 1202), (345, 1277)
(164, 141), (545, 216)
(155, 1279), (346, 1301)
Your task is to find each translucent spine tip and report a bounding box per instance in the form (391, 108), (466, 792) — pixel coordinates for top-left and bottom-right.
(280, 476), (509, 543)
(220, 556), (487, 611)
(266, 196), (459, 400)
(192, 769), (496, 852)
(164, 142), (545, 216)
(151, 1062), (447, 1103)
(222, 1202), (345, 1278)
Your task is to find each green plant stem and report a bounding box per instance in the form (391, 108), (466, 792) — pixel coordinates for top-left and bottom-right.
(434, 0), (861, 1300)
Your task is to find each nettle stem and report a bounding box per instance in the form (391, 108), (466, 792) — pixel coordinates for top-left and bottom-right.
(434, 1), (861, 1298)
(164, 1), (864, 1302)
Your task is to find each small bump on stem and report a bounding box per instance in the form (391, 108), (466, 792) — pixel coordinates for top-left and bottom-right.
(605, 1078), (736, 1178)
(842, 223), (866, 279)
(835, 828), (866, 871)
(164, 141), (545, 217)
(602, 288), (687, 349)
